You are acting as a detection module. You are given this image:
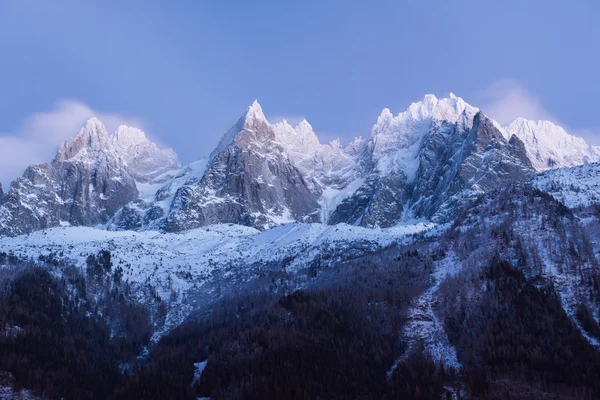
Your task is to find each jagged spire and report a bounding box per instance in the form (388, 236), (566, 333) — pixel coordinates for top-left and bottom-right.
(55, 117), (110, 161)
(244, 100), (267, 125)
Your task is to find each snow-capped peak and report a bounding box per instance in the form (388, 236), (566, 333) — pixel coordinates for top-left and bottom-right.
(114, 125), (148, 148)
(208, 100), (271, 162)
(84, 116), (109, 135)
(56, 117), (111, 161)
(244, 99), (267, 127)
(403, 93), (478, 123)
(505, 117), (600, 171)
(370, 94), (479, 178)
(54, 117), (180, 181)
(273, 117), (322, 154)
(296, 118), (313, 133)
(112, 125), (180, 181)
(372, 94), (478, 140)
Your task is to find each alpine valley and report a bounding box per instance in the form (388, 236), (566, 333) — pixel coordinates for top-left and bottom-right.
(2, 94), (600, 399)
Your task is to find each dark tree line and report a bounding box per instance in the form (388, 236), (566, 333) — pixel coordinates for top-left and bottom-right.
(441, 258), (600, 399)
(114, 250), (459, 400)
(0, 252), (154, 399)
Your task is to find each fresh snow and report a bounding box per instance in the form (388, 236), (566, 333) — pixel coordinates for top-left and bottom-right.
(533, 162), (600, 208)
(505, 118), (600, 171)
(192, 361), (208, 385)
(390, 253), (462, 374)
(371, 93), (478, 181)
(0, 221), (435, 333)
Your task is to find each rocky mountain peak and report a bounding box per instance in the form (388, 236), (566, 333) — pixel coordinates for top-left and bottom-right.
(243, 100), (267, 127)
(55, 117), (111, 162)
(112, 125), (180, 182)
(3, 92), (600, 238)
(114, 125), (147, 147)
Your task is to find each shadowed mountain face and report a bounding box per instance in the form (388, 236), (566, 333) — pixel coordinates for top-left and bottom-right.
(163, 102), (321, 232)
(0, 94), (593, 236)
(325, 111), (534, 227)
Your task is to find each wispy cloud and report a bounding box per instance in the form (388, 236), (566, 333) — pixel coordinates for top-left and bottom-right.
(477, 79), (600, 145)
(0, 100), (144, 189)
(477, 79), (556, 126)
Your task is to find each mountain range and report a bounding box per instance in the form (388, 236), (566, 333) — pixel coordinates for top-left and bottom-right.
(1, 93), (598, 237)
(2, 94), (600, 398)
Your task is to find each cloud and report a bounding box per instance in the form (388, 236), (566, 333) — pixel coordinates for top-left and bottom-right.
(477, 79), (600, 145)
(477, 79), (557, 126)
(0, 100), (144, 189)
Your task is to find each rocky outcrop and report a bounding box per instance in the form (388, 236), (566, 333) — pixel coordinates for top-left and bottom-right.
(163, 102), (321, 231)
(0, 118), (179, 236)
(408, 112), (534, 221)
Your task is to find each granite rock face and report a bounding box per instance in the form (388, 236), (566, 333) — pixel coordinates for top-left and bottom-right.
(0, 118), (179, 236)
(407, 112), (534, 222)
(163, 102), (321, 231)
(327, 109), (534, 227)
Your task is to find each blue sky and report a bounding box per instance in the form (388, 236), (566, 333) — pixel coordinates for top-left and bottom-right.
(0, 0), (598, 186)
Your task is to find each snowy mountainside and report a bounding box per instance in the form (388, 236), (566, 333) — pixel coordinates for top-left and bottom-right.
(533, 162), (600, 209)
(443, 185), (600, 346)
(2, 94), (600, 399)
(0, 221), (434, 333)
(392, 184), (600, 368)
(328, 107), (534, 227)
(56, 117), (180, 182)
(107, 158), (208, 231)
(370, 93), (478, 180)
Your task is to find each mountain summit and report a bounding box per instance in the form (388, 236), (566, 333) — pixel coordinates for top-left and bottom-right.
(0, 95), (598, 236)
(0, 119), (179, 236)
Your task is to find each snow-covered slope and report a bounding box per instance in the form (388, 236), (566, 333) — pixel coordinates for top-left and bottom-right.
(107, 158), (208, 231)
(534, 162), (600, 209)
(0, 221), (434, 331)
(505, 118), (600, 171)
